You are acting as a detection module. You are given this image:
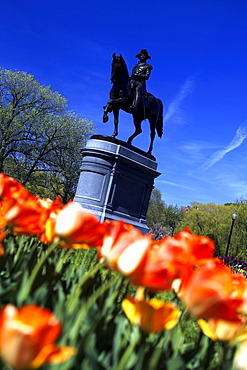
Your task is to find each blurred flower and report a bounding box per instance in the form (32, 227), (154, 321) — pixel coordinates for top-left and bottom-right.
(99, 220), (145, 268)
(0, 173), (29, 202)
(122, 287), (180, 333)
(0, 230), (5, 255)
(117, 228), (215, 292)
(0, 174), (64, 238)
(234, 341), (247, 369)
(45, 201), (105, 249)
(0, 304), (76, 369)
(181, 259), (244, 321)
(0, 206), (6, 254)
(170, 228), (215, 263)
(4, 196), (50, 236)
(198, 317), (247, 342)
(118, 238), (180, 291)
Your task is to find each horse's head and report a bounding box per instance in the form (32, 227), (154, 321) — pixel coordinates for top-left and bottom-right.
(111, 53), (129, 84)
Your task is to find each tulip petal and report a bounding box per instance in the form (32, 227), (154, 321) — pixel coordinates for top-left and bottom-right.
(122, 296), (180, 333)
(29, 344), (76, 368)
(118, 237), (151, 275)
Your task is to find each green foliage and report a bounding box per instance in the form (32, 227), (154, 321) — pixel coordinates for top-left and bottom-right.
(0, 68), (95, 201)
(146, 188), (247, 260)
(0, 235), (239, 370)
(146, 188), (183, 239)
(175, 201), (247, 260)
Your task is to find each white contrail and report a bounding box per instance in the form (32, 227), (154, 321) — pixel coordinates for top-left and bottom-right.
(203, 122), (247, 170)
(164, 77), (194, 123)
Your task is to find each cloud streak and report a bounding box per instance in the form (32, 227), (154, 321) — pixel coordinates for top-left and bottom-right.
(157, 180), (193, 190)
(202, 121), (247, 170)
(164, 77), (195, 123)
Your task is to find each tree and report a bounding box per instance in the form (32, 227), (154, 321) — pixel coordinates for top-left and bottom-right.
(146, 188), (182, 239)
(175, 202), (247, 259)
(0, 68), (95, 201)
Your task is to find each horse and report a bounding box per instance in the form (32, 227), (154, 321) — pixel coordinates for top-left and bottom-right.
(103, 53), (163, 155)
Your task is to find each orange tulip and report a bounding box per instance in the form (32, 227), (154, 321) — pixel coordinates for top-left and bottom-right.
(0, 229), (5, 255)
(117, 239), (181, 291)
(181, 259), (244, 321)
(0, 174), (66, 239)
(0, 304), (76, 369)
(46, 201), (105, 249)
(0, 206), (6, 254)
(198, 317), (247, 342)
(122, 287), (180, 333)
(169, 228), (215, 263)
(98, 220), (145, 268)
(114, 228), (215, 292)
(0, 173), (29, 201)
(4, 196), (50, 236)
(231, 273), (247, 314)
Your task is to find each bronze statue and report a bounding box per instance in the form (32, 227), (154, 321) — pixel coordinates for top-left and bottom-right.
(129, 49), (153, 111)
(103, 50), (163, 155)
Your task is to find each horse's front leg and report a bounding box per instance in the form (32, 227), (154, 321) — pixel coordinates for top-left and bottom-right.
(102, 100), (113, 123)
(112, 108), (119, 138)
(103, 105), (109, 123)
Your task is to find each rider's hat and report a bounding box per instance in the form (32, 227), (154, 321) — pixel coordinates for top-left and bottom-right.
(135, 49), (151, 59)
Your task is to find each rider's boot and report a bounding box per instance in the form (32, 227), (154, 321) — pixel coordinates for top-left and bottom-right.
(130, 91), (140, 111)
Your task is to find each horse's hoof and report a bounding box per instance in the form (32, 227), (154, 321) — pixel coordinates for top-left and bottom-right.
(103, 115), (109, 123)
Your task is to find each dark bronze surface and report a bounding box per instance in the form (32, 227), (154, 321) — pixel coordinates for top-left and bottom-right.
(103, 51), (163, 155)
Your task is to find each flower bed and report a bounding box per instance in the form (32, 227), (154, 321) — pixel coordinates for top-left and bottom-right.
(1, 173), (247, 369)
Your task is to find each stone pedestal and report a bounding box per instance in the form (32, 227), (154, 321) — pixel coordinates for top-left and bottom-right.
(74, 135), (160, 234)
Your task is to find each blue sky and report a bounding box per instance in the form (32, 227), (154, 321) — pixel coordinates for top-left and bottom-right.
(1, 0), (247, 207)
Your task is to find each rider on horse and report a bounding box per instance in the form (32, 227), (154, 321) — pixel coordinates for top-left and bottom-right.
(129, 49), (153, 111)
(102, 51), (163, 154)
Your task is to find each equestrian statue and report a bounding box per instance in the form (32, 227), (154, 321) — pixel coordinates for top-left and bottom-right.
(103, 49), (163, 155)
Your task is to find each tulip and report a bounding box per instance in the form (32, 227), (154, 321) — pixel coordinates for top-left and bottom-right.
(117, 228), (215, 292)
(169, 228), (215, 263)
(0, 304), (76, 369)
(99, 220), (144, 268)
(4, 197), (49, 236)
(0, 174), (66, 239)
(198, 317), (247, 342)
(49, 201), (105, 248)
(122, 287), (180, 333)
(118, 239), (181, 291)
(0, 173), (29, 201)
(181, 259), (244, 321)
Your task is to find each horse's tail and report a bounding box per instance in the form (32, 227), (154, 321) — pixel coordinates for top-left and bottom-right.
(156, 99), (163, 138)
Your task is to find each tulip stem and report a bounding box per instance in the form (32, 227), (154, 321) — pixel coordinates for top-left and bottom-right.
(18, 241), (59, 304)
(66, 258), (106, 314)
(114, 329), (140, 370)
(69, 274), (120, 344)
(55, 248), (73, 273)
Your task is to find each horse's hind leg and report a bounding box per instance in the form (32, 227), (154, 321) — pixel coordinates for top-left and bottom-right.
(127, 119), (142, 144)
(112, 109), (119, 138)
(147, 119), (156, 155)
